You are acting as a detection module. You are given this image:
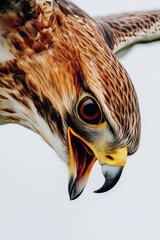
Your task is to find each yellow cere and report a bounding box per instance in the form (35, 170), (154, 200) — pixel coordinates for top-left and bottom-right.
(98, 147), (128, 167)
(68, 126), (128, 174)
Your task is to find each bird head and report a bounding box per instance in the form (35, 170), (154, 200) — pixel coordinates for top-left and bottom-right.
(0, 0), (141, 200)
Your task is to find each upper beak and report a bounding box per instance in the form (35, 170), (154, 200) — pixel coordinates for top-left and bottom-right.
(94, 146), (128, 193)
(68, 127), (128, 200)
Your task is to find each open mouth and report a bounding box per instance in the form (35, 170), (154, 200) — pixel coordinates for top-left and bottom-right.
(71, 134), (96, 181)
(68, 127), (96, 200)
(68, 127), (127, 200)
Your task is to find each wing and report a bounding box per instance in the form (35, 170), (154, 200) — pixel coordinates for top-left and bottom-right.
(96, 11), (160, 54)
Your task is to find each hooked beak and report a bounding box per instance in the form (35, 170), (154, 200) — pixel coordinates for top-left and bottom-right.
(68, 127), (127, 200)
(94, 165), (123, 193)
(94, 146), (127, 193)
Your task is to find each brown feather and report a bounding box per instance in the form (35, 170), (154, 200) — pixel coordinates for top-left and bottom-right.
(0, 0), (141, 155)
(96, 11), (160, 53)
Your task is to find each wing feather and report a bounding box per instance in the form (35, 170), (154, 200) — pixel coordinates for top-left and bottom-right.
(95, 11), (160, 54)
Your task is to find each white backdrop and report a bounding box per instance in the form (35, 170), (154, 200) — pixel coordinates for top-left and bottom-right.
(0, 1), (160, 240)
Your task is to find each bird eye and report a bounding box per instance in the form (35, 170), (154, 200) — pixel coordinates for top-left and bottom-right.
(77, 97), (103, 124)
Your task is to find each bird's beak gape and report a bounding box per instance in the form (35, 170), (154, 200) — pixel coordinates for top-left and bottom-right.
(68, 127), (128, 200)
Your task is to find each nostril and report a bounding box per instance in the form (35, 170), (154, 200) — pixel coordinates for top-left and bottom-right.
(106, 155), (114, 160)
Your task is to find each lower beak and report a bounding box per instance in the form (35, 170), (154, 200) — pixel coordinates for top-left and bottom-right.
(68, 127), (96, 200)
(68, 127), (127, 200)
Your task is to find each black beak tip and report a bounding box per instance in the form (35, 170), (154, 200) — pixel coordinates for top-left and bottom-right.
(68, 177), (84, 200)
(94, 166), (123, 194)
(94, 176), (120, 193)
(69, 190), (84, 201)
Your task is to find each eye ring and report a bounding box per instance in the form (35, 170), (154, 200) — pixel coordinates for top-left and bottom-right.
(77, 96), (104, 125)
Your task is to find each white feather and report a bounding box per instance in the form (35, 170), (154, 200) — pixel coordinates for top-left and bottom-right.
(0, 36), (14, 63)
(0, 89), (67, 162)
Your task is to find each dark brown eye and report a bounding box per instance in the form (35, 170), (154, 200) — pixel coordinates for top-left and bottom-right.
(77, 97), (103, 124)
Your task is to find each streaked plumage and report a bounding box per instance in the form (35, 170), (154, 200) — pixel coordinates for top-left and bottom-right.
(0, 0), (159, 199)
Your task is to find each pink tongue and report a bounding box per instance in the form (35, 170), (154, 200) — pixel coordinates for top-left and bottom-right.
(80, 141), (94, 156)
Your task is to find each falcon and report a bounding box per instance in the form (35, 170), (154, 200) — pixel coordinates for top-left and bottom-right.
(0, 0), (159, 200)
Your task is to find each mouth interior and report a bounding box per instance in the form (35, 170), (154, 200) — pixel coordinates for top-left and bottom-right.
(71, 135), (96, 181)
